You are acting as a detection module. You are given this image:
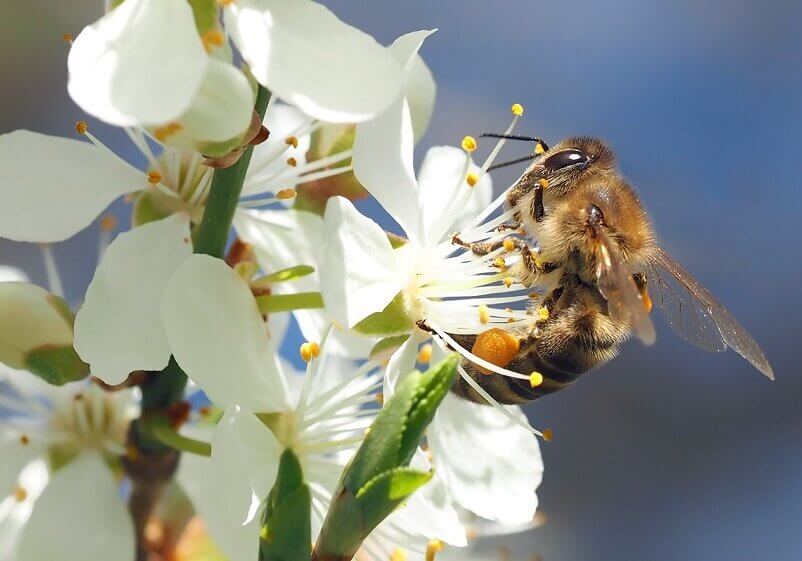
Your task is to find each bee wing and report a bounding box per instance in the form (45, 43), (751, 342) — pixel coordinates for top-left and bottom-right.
(593, 224), (657, 345)
(646, 247), (773, 379)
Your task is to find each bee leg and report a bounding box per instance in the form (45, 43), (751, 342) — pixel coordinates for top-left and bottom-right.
(532, 182), (545, 222)
(496, 222), (521, 232)
(452, 233), (532, 257)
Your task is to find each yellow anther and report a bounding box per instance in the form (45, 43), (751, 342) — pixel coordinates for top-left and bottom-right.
(300, 342), (314, 363)
(286, 157), (297, 167)
(535, 142), (547, 155)
(529, 371), (544, 387)
(14, 486), (27, 503)
(147, 171), (162, 185)
(75, 121), (88, 135)
(100, 214), (118, 232)
(478, 304), (490, 325)
(528, 290), (541, 299)
(276, 188), (297, 200)
(364, 427), (371, 437)
(426, 540), (444, 561)
(536, 306), (549, 321)
(542, 428), (553, 442)
(201, 29), (225, 52)
(511, 103), (524, 116)
(391, 548), (407, 561)
(62, 33), (73, 43)
(461, 136), (478, 152)
(503, 238), (516, 252)
(153, 122), (183, 142)
(309, 342), (320, 358)
(537, 178), (550, 189)
(493, 257), (507, 269)
(375, 393), (384, 405)
(19, 435), (29, 445)
(285, 136), (299, 148)
(503, 277), (514, 288)
(471, 328), (521, 375)
(466, 172), (479, 187)
(417, 343), (433, 364)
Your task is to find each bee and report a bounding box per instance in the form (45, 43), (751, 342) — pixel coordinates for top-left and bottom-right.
(450, 136), (773, 405)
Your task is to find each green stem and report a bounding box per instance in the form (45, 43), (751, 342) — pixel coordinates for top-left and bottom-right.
(145, 416), (212, 457)
(256, 292), (324, 314)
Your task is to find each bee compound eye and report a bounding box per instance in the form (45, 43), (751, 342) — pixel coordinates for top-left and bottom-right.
(543, 149), (589, 171)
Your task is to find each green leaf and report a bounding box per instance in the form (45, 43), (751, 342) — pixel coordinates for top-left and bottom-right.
(260, 449), (311, 561)
(256, 292), (324, 314)
(369, 335), (410, 362)
(24, 345), (89, 386)
(187, 0), (218, 34)
(254, 265), (315, 284)
(353, 292), (413, 336)
(356, 467), (432, 501)
(401, 354), (458, 457)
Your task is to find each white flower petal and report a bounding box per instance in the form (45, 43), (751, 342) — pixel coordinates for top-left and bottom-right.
(68, 0), (208, 126)
(0, 460), (48, 559)
(428, 394), (543, 525)
(161, 59), (255, 153)
(224, 0), (404, 123)
(211, 408), (282, 528)
(16, 453), (134, 561)
(234, 209), (374, 357)
(388, 30), (436, 142)
(162, 254), (289, 411)
(0, 267), (28, 283)
(0, 131), (145, 242)
(319, 198), (405, 328)
(0, 432), (45, 500)
(417, 146), (491, 243)
(383, 331), (423, 397)
(74, 214), (192, 385)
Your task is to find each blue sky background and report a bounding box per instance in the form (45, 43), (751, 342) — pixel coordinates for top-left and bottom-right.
(2, 2), (801, 560)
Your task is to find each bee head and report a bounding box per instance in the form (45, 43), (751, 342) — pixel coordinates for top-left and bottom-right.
(529, 137), (616, 197)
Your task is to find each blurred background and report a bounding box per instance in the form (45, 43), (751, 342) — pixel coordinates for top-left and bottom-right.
(2, 1), (801, 560)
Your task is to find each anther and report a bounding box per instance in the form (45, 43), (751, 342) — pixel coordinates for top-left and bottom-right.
(147, 171), (162, 185)
(417, 343), (433, 364)
(537, 178), (549, 189)
(542, 428), (553, 442)
(466, 172), (479, 187)
(300, 343), (313, 362)
(217, 0), (234, 5)
(75, 121), (88, 135)
(14, 486), (28, 502)
(528, 291), (541, 299)
(375, 393), (384, 405)
(309, 342), (320, 358)
(426, 540), (444, 561)
(153, 122), (183, 143)
(511, 103), (524, 117)
(20, 434), (30, 445)
(535, 142), (547, 155)
(461, 136), (478, 152)
(285, 136), (299, 148)
(286, 157), (297, 167)
(493, 257), (507, 269)
(503, 238), (516, 252)
(529, 371), (544, 387)
(503, 277), (514, 288)
(201, 29), (225, 52)
(62, 33), (73, 43)
(100, 214), (118, 232)
(536, 306), (549, 321)
(478, 304), (490, 324)
(391, 548), (407, 561)
(276, 188), (297, 200)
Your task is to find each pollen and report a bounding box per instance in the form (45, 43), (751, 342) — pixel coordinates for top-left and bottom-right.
(75, 121), (88, 135)
(466, 172), (479, 187)
(542, 428), (553, 442)
(276, 188), (297, 200)
(471, 328), (521, 375)
(62, 33), (73, 43)
(147, 171), (162, 185)
(285, 136), (299, 148)
(529, 371), (544, 387)
(375, 393), (384, 405)
(391, 548), (407, 561)
(503, 238), (516, 252)
(537, 178), (550, 189)
(511, 103), (524, 116)
(426, 540), (444, 561)
(503, 277), (514, 288)
(153, 122), (183, 142)
(478, 304), (491, 324)
(100, 214), (118, 232)
(201, 29), (225, 52)
(528, 291), (541, 299)
(309, 342), (320, 358)
(535, 142), (547, 155)
(417, 343), (433, 363)
(536, 306), (549, 321)
(19, 434), (29, 445)
(493, 257), (507, 269)
(286, 157), (297, 167)
(300, 343), (313, 363)
(461, 136), (478, 152)
(14, 486), (27, 503)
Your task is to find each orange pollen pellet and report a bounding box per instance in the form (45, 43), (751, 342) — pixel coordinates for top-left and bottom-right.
(276, 188), (297, 200)
(14, 486), (27, 502)
(542, 428), (553, 442)
(471, 328), (521, 375)
(20, 435), (30, 445)
(285, 136), (299, 148)
(478, 304), (490, 324)
(147, 171), (162, 185)
(286, 157), (297, 167)
(417, 343), (433, 363)
(75, 121), (88, 135)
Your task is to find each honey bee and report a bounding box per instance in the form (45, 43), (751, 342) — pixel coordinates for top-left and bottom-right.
(450, 136), (773, 405)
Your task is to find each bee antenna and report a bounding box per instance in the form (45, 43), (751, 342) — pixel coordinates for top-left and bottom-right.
(480, 133), (549, 150)
(486, 153), (539, 172)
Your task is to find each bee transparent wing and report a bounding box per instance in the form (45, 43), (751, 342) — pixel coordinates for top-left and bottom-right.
(593, 224), (656, 345)
(646, 247), (773, 379)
